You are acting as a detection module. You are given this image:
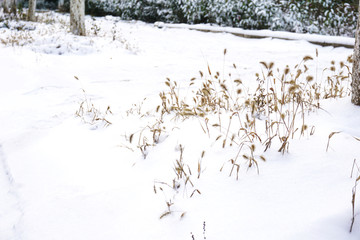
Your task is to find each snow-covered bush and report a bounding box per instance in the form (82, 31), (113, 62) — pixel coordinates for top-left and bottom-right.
(57, 0), (358, 36)
(116, 0), (178, 22)
(278, 0), (358, 36)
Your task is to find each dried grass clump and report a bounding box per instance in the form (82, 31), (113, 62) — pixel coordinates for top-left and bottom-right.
(151, 50), (352, 177)
(0, 11), (62, 47)
(0, 30), (35, 46)
(125, 50), (352, 217)
(128, 50), (352, 178)
(74, 76), (112, 128)
(154, 144), (201, 219)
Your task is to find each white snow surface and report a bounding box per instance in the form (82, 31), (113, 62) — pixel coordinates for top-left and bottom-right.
(0, 13), (360, 240)
(157, 22), (355, 48)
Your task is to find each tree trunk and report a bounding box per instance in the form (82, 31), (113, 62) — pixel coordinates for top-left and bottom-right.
(2, 0), (9, 13)
(70, 0), (85, 36)
(27, 0), (36, 21)
(58, 0), (64, 10)
(352, 2), (360, 105)
(9, 0), (16, 15)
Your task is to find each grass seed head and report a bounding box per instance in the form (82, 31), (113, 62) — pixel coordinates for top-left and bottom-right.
(306, 76), (314, 82)
(303, 55), (313, 61)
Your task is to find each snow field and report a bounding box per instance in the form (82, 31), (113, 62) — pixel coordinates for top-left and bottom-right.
(0, 12), (359, 240)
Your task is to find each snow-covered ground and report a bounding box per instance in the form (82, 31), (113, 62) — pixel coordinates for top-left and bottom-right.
(1, 12), (360, 240)
(156, 22), (355, 48)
